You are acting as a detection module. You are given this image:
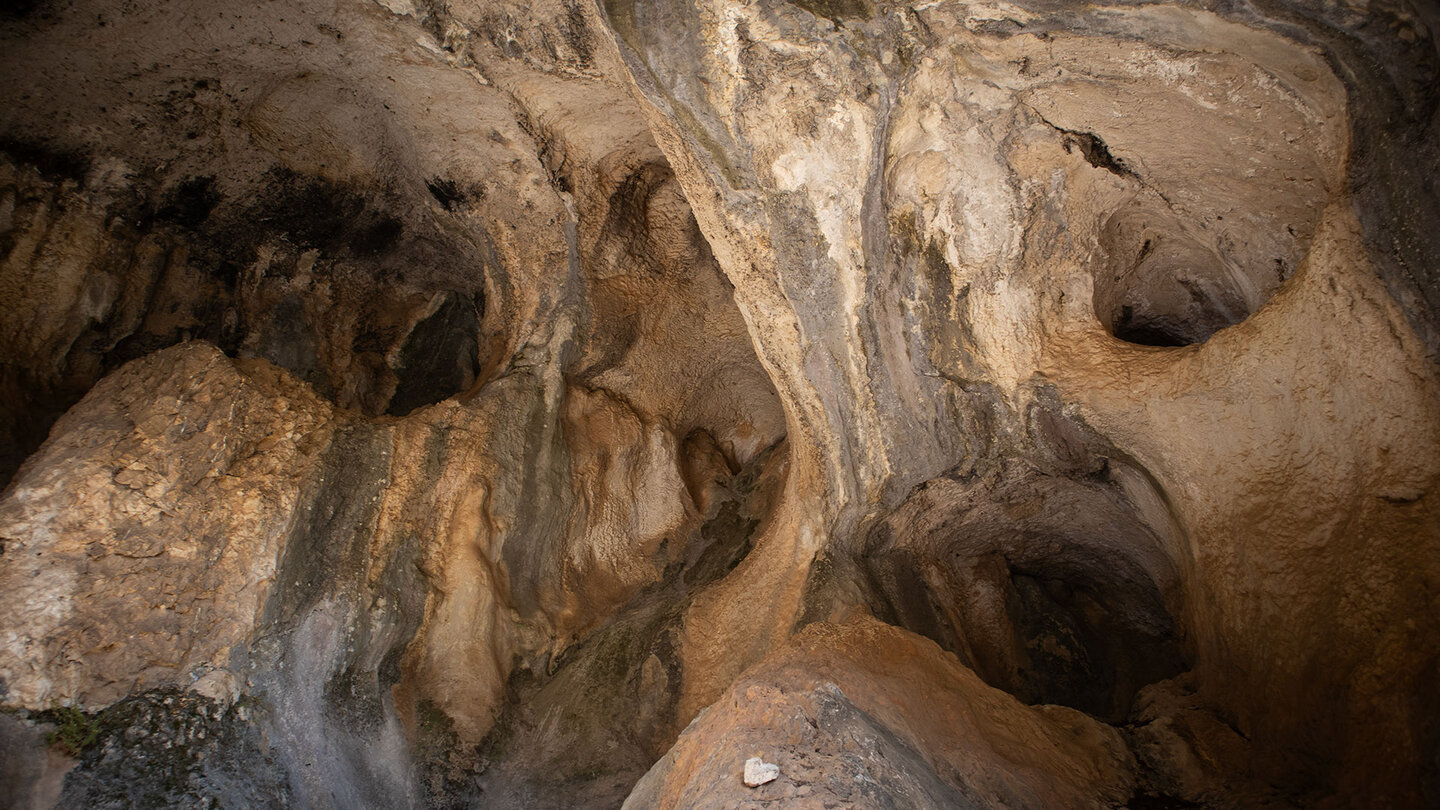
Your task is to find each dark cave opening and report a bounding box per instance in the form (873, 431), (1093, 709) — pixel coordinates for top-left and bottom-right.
(386, 292), (484, 417)
(863, 470), (1190, 723)
(867, 541), (1186, 722)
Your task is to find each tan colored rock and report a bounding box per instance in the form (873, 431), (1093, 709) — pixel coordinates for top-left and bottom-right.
(598, 2), (1440, 805)
(1044, 202), (1440, 802)
(0, 342), (334, 708)
(625, 617), (1134, 809)
(0, 0), (1437, 807)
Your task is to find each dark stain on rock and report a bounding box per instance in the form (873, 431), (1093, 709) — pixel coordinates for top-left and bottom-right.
(0, 135), (90, 183)
(253, 168), (405, 257)
(862, 547), (966, 658)
(682, 498), (757, 586)
(247, 294), (318, 381)
(470, 598), (688, 808)
(154, 175), (220, 229)
(425, 176), (467, 211)
(562, 0), (595, 68)
(266, 424), (390, 627)
(0, 0), (47, 18)
(1061, 129), (1135, 177)
(787, 0), (871, 23)
(52, 690), (291, 808)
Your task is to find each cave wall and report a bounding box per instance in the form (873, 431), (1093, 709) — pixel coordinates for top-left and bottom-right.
(1, 0), (1437, 808)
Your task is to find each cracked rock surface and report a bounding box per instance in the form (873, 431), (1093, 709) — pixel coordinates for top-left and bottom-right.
(1, 0), (1438, 808)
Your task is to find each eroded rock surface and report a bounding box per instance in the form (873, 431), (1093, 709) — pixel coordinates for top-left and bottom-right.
(0, 0), (1437, 808)
(624, 618), (1135, 809)
(0, 343), (334, 709)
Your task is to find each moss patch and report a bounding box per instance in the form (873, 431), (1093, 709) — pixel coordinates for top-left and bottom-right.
(40, 705), (101, 756)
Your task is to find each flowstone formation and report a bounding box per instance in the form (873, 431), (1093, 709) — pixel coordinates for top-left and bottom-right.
(1, 0), (1437, 808)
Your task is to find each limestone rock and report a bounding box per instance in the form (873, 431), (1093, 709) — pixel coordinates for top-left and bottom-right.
(625, 618), (1135, 809)
(0, 0), (1436, 807)
(0, 342), (334, 708)
(742, 756), (778, 788)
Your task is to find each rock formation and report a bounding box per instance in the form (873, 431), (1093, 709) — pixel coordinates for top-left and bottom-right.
(0, 0), (1436, 807)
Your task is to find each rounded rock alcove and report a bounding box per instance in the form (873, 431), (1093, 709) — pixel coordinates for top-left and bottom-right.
(1093, 205), (1260, 347)
(864, 463), (1189, 721)
(1091, 196), (1316, 348)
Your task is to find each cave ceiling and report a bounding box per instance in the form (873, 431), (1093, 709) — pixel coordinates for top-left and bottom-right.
(0, 0), (1438, 807)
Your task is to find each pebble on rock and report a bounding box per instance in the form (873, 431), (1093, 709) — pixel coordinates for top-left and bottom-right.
(743, 756), (780, 787)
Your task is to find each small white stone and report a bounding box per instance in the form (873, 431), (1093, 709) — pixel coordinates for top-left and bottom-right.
(743, 756), (779, 788)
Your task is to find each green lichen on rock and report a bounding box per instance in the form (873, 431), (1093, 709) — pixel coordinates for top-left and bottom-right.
(55, 689), (290, 808)
(42, 705), (100, 756)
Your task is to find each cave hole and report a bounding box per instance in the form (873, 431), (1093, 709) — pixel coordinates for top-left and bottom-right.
(1093, 208), (1257, 347)
(864, 476), (1188, 721)
(1091, 189), (1316, 347)
(386, 291), (484, 417)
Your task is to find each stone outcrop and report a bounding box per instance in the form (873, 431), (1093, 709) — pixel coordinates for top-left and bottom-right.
(0, 343), (333, 709)
(0, 0), (1437, 808)
(624, 618), (1136, 809)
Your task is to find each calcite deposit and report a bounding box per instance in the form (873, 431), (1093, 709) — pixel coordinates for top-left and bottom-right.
(0, 0), (1436, 808)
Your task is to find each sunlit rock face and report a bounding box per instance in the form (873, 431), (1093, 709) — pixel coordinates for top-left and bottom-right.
(0, 0), (1436, 808)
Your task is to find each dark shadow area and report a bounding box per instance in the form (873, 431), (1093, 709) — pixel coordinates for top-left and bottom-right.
(864, 463), (1188, 722)
(1093, 207), (1260, 347)
(386, 293), (483, 417)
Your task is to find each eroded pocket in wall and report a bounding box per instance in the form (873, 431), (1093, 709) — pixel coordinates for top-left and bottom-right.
(863, 461), (1188, 722)
(1092, 195), (1316, 348)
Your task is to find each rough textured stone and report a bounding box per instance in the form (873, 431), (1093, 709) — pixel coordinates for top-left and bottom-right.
(624, 618), (1135, 809)
(742, 757), (779, 788)
(0, 342), (334, 709)
(0, 0), (1436, 808)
